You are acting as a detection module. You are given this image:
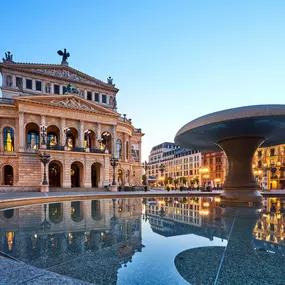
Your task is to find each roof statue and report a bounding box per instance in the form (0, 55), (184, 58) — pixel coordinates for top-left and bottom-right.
(57, 48), (70, 65)
(109, 95), (117, 111)
(64, 83), (79, 95)
(2, 51), (13, 63)
(107, 76), (115, 87)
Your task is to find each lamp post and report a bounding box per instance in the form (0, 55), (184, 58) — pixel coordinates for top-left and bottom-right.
(39, 151), (50, 192)
(110, 154), (119, 186)
(40, 204), (51, 231)
(84, 129), (91, 151)
(40, 125), (47, 147)
(159, 164), (165, 185)
(64, 127), (70, 147)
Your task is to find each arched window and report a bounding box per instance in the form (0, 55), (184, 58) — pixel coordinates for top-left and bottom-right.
(116, 139), (122, 158)
(47, 132), (58, 148)
(3, 128), (14, 152)
(126, 141), (129, 159)
(28, 130), (39, 149)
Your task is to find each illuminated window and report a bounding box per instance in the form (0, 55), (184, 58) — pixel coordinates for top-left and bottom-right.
(28, 130), (39, 149)
(3, 127), (14, 152)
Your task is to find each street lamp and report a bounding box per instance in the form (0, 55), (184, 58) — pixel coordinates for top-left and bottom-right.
(64, 127), (70, 146)
(39, 152), (50, 186)
(40, 204), (51, 231)
(84, 129), (91, 148)
(110, 154), (119, 185)
(40, 125), (47, 146)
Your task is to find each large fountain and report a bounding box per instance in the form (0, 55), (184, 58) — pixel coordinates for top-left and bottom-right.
(175, 104), (285, 203)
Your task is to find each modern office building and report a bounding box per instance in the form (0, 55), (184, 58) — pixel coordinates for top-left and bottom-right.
(0, 50), (144, 191)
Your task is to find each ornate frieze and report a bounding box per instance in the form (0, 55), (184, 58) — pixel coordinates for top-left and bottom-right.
(28, 68), (100, 86)
(49, 98), (95, 111)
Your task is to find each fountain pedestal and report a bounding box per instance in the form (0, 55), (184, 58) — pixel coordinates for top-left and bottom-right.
(218, 137), (264, 203)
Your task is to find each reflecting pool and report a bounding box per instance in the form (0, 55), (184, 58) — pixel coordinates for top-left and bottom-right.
(0, 197), (285, 284)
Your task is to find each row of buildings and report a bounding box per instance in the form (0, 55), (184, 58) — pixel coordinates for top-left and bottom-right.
(0, 50), (144, 191)
(147, 141), (285, 190)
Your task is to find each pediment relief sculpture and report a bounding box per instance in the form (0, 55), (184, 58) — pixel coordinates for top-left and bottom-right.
(49, 98), (95, 111)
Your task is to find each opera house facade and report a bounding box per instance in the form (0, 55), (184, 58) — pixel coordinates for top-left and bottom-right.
(0, 50), (144, 191)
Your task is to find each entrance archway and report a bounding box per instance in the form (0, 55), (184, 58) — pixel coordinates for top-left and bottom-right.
(71, 162), (83, 188)
(3, 165), (13, 185)
(49, 161), (62, 187)
(91, 163), (101, 187)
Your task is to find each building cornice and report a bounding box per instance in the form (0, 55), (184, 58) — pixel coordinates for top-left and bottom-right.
(0, 63), (119, 93)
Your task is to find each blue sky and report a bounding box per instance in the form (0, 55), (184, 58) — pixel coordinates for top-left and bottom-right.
(1, 0), (285, 160)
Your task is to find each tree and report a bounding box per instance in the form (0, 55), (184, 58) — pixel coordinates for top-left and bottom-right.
(174, 179), (179, 189)
(182, 177), (187, 186)
(168, 176), (173, 185)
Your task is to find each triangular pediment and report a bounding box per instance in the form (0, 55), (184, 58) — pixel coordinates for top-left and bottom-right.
(1, 63), (118, 91)
(14, 94), (118, 116)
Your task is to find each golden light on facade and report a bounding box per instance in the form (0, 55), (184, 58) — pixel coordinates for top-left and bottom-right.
(203, 202), (210, 207)
(199, 209), (209, 216)
(214, 197), (221, 202)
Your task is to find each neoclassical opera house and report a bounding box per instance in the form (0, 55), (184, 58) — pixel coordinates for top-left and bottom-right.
(0, 50), (144, 191)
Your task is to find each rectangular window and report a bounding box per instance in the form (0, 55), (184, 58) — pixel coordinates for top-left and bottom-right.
(87, 91), (92, 100)
(102, 94), (107, 103)
(95, 93), (99, 102)
(36, 80), (42, 91)
(54, 84), (60, 94)
(26, 79), (32, 89)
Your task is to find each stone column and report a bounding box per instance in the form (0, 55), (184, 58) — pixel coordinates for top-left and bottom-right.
(138, 141), (142, 163)
(79, 120), (84, 148)
(60, 118), (66, 146)
(40, 115), (46, 149)
(19, 112), (25, 151)
(51, 83), (54, 94)
(112, 125), (117, 156)
(123, 133), (126, 161)
(42, 81), (46, 94)
(84, 90), (87, 100)
(12, 75), (16, 87)
(22, 77), (26, 89)
(60, 85), (63, 95)
(83, 160), (91, 188)
(95, 123), (101, 148)
(92, 91), (95, 101)
(218, 137), (264, 203)
(32, 79), (36, 91)
(62, 158), (71, 188)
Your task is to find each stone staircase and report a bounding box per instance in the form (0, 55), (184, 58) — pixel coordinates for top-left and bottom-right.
(50, 187), (108, 192)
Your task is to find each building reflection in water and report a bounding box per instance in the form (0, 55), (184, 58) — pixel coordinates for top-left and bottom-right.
(0, 198), (143, 284)
(145, 197), (228, 241)
(253, 198), (285, 253)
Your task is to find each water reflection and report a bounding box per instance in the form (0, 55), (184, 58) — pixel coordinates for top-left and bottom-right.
(0, 197), (284, 284)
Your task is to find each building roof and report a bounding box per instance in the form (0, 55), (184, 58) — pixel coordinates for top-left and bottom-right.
(0, 61), (119, 93)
